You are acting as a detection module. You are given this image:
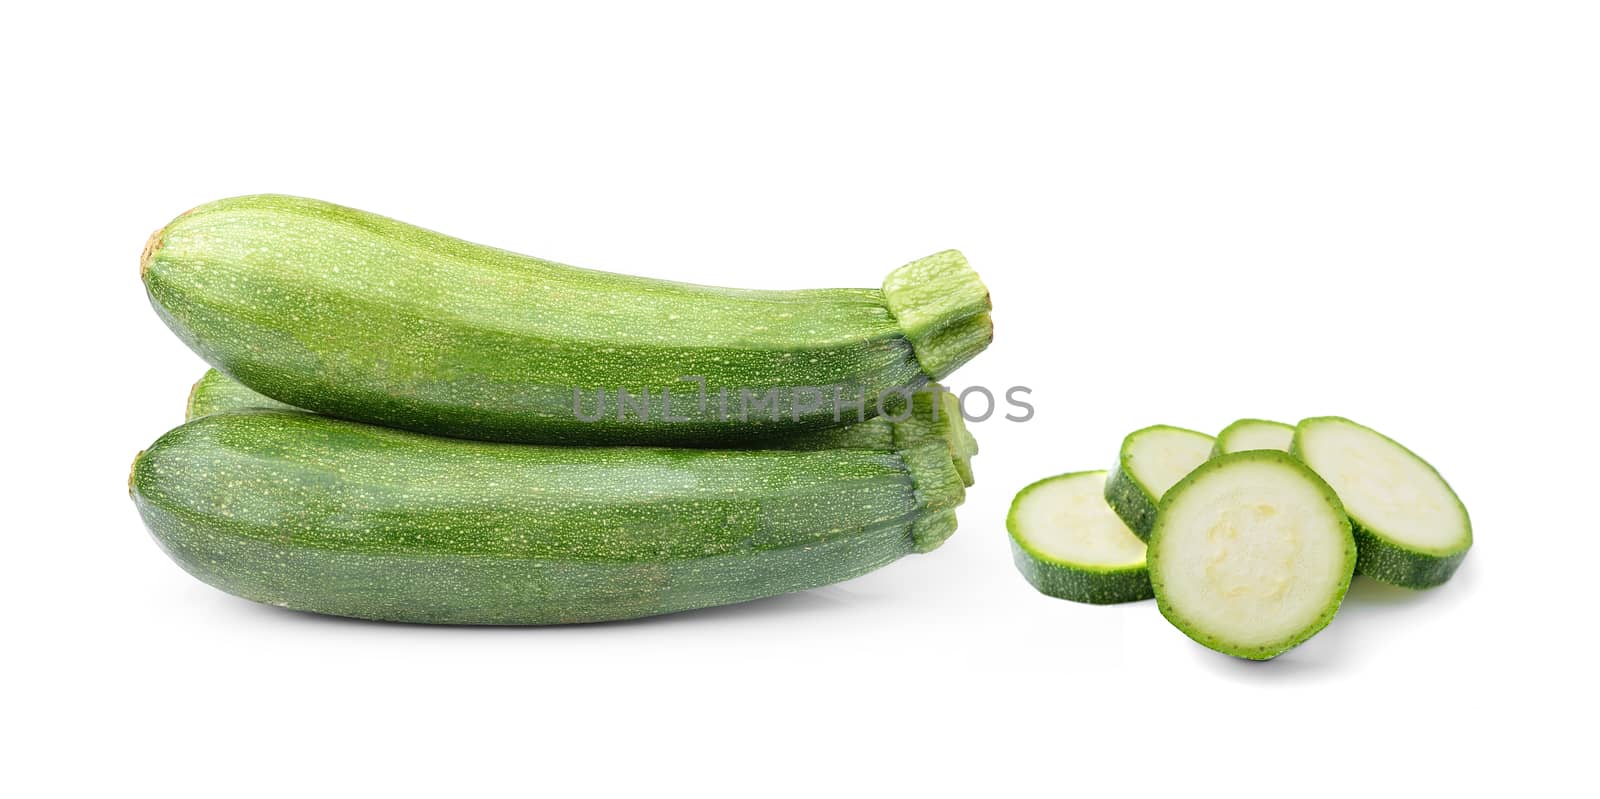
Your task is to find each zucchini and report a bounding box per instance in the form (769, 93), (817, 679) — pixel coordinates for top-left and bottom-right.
(1103, 425), (1215, 540)
(1007, 471), (1152, 604)
(1292, 416), (1471, 588)
(1148, 451), (1356, 660)
(129, 410), (966, 624)
(184, 369), (978, 485)
(142, 195), (992, 445)
(1211, 418), (1294, 456)
(186, 368), (295, 419)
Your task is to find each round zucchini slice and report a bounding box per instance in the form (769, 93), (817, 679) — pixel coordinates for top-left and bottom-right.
(1104, 425), (1215, 540)
(1211, 418), (1294, 456)
(1148, 451), (1356, 660)
(1292, 416), (1471, 589)
(1008, 471), (1152, 604)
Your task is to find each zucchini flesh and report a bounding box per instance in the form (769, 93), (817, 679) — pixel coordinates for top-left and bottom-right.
(1292, 417), (1470, 589)
(184, 369), (979, 486)
(130, 410), (966, 624)
(1104, 425), (1215, 540)
(142, 195), (992, 445)
(1211, 418), (1294, 456)
(1008, 471), (1152, 604)
(1148, 451), (1356, 660)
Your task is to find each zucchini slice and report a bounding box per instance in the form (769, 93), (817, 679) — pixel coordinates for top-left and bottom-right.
(1148, 451), (1356, 660)
(1211, 418), (1294, 456)
(1292, 417), (1471, 589)
(1104, 425), (1215, 540)
(1008, 471), (1153, 604)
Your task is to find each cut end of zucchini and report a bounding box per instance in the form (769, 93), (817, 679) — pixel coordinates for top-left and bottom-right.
(1104, 425), (1216, 540)
(1008, 471), (1153, 604)
(881, 250), (993, 379)
(1148, 451), (1355, 660)
(1212, 418), (1294, 456)
(1293, 416), (1471, 589)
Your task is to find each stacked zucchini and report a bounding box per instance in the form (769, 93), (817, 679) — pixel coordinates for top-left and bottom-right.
(132, 195), (992, 624)
(1009, 416), (1470, 660)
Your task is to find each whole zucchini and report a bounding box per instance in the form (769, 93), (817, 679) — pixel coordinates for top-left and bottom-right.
(142, 195), (992, 444)
(129, 410), (966, 624)
(184, 368), (979, 484)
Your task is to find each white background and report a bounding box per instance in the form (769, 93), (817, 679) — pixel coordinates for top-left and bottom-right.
(4, 2), (1596, 796)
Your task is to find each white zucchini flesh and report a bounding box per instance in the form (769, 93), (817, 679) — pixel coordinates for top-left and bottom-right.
(1105, 425), (1216, 540)
(1292, 417), (1471, 588)
(1008, 471), (1152, 604)
(1149, 451), (1355, 660)
(1213, 418), (1294, 455)
(1014, 472), (1145, 567)
(1127, 427), (1215, 496)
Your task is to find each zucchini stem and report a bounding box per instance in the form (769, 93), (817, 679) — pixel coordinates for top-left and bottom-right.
(881, 250), (993, 379)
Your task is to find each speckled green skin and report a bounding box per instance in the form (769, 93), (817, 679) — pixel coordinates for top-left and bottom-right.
(142, 195), (992, 445)
(1211, 418), (1295, 457)
(1103, 425), (1215, 541)
(1292, 417), (1471, 589)
(184, 370), (978, 486)
(1147, 451), (1356, 660)
(186, 369), (296, 418)
(1102, 465), (1159, 543)
(129, 410), (965, 624)
(1007, 472), (1152, 604)
(1008, 540), (1153, 604)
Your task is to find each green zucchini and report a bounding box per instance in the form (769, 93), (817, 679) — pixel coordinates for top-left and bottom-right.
(1292, 416), (1471, 589)
(1211, 418), (1294, 456)
(1007, 471), (1152, 604)
(142, 195), (992, 445)
(129, 410), (966, 624)
(1148, 451), (1356, 660)
(1103, 425), (1215, 540)
(186, 368), (296, 419)
(184, 369), (979, 485)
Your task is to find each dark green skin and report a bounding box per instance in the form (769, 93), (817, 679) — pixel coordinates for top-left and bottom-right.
(130, 411), (964, 624)
(1007, 539), (1153, 604)
(142, 195), (991, 445)
(1102, 463), (1160, 542)
(1348, 525), (1468, 589)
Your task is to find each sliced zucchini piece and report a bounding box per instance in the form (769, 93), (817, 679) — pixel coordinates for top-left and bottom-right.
(1008, 471), (1153, 604)
(1292, 416), (1471, 589)
(1212, 418), (1294, 456)
(1148, 451), (1356, 660)
(1104, 425), (1215, 540)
